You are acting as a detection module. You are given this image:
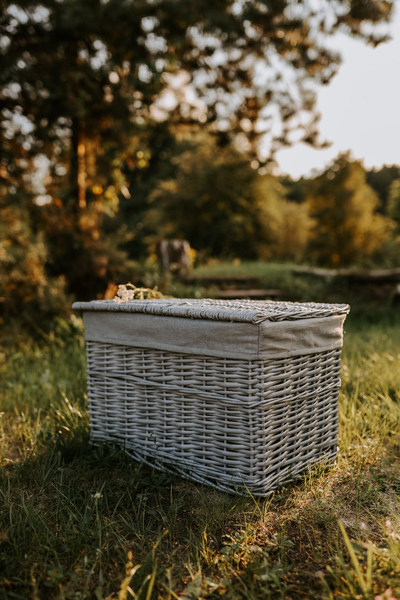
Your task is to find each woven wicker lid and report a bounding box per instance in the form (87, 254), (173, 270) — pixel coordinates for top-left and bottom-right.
(72, 298), (350, 324)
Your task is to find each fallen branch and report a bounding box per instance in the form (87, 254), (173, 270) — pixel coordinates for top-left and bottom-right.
(293, 266), (400, 283)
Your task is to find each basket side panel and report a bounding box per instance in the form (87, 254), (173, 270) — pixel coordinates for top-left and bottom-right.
(85, 342), (341, 495)
(249, 350), (340, 493)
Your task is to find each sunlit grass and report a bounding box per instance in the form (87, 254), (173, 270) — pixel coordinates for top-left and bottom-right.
(1, 315), (400, 598)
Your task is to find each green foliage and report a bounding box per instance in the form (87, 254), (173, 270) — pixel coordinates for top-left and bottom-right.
(36, 199), (135, 300)
(118, 124), (181, 259)
(0, 198), (69, 323)
(2, 0), (392, 165)
(0, 160), (70, 328)
(256, 175), (313, 262)
(141, 137), (313, 263)
(144, 138), (263, 260)
(366, 165), (400, 213)
(387, 179), (400, 228)
(306, 155), (395, 267)
(279, 175), (311, 205)
(141, 148), (400, 269)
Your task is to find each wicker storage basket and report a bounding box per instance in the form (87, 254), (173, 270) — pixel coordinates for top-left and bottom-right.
(73, 298), (349, 495)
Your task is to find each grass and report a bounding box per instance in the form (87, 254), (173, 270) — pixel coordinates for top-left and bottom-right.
(2, 313), (400, 599)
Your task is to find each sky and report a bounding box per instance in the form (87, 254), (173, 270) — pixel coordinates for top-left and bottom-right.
(276, 4), (400, 180)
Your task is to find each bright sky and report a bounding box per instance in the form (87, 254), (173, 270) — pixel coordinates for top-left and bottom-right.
(276, 5), (400, 179)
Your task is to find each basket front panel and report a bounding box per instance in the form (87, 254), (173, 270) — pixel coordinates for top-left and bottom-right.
(86, 341), (341, 494)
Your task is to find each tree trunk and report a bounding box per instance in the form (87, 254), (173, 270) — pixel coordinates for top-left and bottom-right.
(71, 119), (86, 209)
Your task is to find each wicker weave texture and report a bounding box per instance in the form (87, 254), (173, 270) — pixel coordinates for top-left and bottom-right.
(86, 341), (341, 495)
(73, 297), (349, 323)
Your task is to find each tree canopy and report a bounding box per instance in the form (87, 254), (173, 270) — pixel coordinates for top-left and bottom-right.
(307, 155), (394, 267)
(366, 165), (400, 213)
(1, 0), (394, 179)
(144, 136), (263, 259)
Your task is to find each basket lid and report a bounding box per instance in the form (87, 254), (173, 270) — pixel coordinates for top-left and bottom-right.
(72, 298), (350, 324)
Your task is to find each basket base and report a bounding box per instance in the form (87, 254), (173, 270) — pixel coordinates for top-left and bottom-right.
(89, 433), (337, 496)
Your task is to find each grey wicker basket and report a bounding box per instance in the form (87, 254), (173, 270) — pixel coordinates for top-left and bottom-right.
(73, 298), (350, 495)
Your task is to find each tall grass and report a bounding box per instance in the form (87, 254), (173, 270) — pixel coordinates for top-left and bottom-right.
(1, 314), (400, 599)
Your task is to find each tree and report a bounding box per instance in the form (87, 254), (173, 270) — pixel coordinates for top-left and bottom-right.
(366, 165), (400, 214)
(306, 155), (394, 267)
(144, 136), (263, 259)
(386, 179), (400, 232)
(0, 151), (69, 327)
(0, 0), (394, 300)
(256, 175), (313, 262)
(1, 0), (394, 176)
(142, 133), (313, 262)
(117, 122), (183, 260)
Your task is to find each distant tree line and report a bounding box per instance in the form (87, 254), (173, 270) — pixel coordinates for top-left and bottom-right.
(122, 138), (399, 269)
(0, 0), (394, 325)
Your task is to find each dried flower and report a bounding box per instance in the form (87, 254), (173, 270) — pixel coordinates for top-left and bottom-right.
(113, 283), (164, 302)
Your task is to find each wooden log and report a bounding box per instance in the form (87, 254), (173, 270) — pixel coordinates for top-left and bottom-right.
(346, 268), (400, 283)
(293, 266), (400, 283)
(185, 275), (260, 289)
(215, 289), (283, 300)
(293, 266), (339, 278)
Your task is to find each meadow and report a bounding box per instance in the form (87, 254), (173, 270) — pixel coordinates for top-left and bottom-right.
(2, 302), (400, 599)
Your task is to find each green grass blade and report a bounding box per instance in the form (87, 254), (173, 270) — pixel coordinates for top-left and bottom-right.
(338, 520), (367, 593)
